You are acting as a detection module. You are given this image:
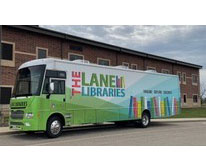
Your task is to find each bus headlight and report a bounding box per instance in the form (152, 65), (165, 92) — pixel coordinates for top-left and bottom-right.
(25, 113), (34, 119)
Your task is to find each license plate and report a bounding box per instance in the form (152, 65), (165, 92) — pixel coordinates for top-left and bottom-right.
(11, 125), (21, 130)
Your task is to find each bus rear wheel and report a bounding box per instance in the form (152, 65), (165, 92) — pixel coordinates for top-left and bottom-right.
(46, 116), (63, 138)
(140, 112), (150, 128)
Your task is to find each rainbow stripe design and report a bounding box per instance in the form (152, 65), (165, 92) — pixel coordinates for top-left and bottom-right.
(128, 96), (180, 118)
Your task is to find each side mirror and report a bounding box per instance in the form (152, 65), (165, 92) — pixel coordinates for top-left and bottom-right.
(49, 82), (54, 94)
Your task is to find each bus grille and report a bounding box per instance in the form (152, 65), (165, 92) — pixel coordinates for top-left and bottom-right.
(11, 110), (24, 120)
(10, 122), (24, 126)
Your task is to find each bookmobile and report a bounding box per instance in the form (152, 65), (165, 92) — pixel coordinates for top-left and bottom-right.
(9, 58), (181, 138)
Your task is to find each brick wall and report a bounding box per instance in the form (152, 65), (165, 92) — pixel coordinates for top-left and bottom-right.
(0, 26), (201, 114)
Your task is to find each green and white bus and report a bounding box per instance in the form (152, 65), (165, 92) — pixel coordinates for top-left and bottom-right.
(9, 58), (181, 138)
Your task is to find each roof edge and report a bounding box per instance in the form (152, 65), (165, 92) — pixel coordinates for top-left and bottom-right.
(5, 25), (203, 69)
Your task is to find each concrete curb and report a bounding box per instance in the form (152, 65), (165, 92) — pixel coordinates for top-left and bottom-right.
(151, 118), (206, 122)
(1, 118), (206, 135)
(0, 127), (21, 135)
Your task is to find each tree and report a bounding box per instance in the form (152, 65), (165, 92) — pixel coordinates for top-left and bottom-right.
(200, 82), (206, 104)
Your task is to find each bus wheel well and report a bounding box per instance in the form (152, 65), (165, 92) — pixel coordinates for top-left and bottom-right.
(142, 109), (151, 119)
(48, 113), (65, 126)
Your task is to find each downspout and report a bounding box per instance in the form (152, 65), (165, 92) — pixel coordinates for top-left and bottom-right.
(60, 39), (63, 60)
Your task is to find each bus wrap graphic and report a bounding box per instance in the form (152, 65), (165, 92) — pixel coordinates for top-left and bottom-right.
(71, 71), (126, 97)
(128, 96), (181, 118)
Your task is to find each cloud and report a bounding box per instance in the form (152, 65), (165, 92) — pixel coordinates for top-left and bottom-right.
(41, 25), (206, 82)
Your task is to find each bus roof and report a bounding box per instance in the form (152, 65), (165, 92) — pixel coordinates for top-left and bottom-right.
(19, 58), (178, 78)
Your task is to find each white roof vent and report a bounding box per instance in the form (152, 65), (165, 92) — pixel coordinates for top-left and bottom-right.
(72, 59), (90, 64)
(114, 65), (129, 69)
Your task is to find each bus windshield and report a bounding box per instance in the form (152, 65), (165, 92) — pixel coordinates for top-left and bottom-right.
(13, 65), (46, 97)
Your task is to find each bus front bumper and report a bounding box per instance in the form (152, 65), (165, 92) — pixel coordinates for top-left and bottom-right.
(9, 119), (39, 131)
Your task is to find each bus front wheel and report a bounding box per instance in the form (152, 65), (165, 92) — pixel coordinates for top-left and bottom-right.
(46, 116), (63, 138)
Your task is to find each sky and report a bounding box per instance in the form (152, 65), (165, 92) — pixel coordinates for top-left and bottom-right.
(41, 25), (206, 86)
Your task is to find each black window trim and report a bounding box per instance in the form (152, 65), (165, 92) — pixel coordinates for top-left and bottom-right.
(0, 86), (13, 105)
(193, 94), (198, 103)
(183, 94), (187, 104)
(1, 41), (14, 61)
(45, 70), (66, 79)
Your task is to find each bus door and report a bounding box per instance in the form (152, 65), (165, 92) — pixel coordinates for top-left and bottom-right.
(49, 78), (66, 113)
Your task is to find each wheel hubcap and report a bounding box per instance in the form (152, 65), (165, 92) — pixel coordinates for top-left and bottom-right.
(50, 120), (61, 135)
(142, 115), (149, 126)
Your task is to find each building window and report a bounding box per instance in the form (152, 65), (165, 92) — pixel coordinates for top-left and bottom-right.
(182, 72), (186, 84)
(177, 72), (182, 83)
(97, 58), (110, 66)
(69, 54), (84, 61)
(162, 69), (170, 74)
(70, 45), (83, 52)
(0, 87), (12, 104)
(147, 66), (156, 71)
(183, 94), (187, 104)
(131, 64), (137, 70)
(37, 48), (48, 59)
(193, 95), (198, 103)
(122, 62), (129, 68)
(1, 43), (13, 61)
(192, 74), (198, 85)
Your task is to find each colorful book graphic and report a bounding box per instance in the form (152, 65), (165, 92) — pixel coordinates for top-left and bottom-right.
(172, 97), (174, 116)
(138, 100), (142, 118)
(133, 97), (137, 118)
(158, 97), (161, 117)
(129, 96), (180, 118)
(129, 96), (133, 118)
(161, 101), (165, 116)
(166, 97), (170, 116)
(150, 98), (154, 117)
(154, 97), (159, 117)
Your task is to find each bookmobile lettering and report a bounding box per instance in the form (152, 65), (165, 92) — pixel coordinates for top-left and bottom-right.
(71, 71), (126, 97)
(143, 89), (172, 94)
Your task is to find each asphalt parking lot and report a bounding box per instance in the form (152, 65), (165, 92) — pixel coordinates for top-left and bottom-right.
(0, 121), (206, 146)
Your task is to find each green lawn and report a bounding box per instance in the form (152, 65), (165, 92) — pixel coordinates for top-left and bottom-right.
(171, 107), (206, 118)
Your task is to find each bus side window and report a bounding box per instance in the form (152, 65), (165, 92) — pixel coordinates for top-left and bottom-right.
(51, 80), (65, 94)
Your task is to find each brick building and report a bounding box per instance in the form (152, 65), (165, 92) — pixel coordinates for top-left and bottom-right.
(0, 25), (202, 121)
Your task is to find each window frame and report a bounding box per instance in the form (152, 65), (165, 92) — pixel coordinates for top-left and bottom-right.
(36, 47), (48, 59)
(177, 71), (182, 84)
(68, 53), (84, 61)
(162, 69), (170, 74)
(147, 66), (156, 71)
(0, 85), (13, 106)
(122, 62), (129, 68)
(0, 41), (15, 67)
(182, 72), (186, 84)
(183, 93), (187, 104)
(42, 70), (66, 94)
(192, 94), (198, 104)
(192, 74), (198, 86)
(131, 64), (137, 70)
(97, 58), (111, 66)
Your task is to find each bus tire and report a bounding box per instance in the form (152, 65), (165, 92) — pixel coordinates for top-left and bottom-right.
(140, 111), (150, 128)
(46, 116), (63, 138)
